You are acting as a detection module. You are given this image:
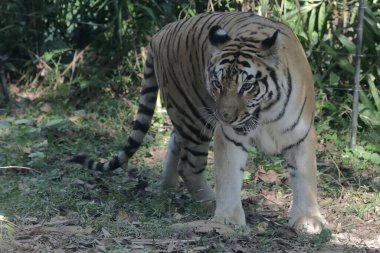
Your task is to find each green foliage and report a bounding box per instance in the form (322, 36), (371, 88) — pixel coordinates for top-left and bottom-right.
(1, 0), (378, 134)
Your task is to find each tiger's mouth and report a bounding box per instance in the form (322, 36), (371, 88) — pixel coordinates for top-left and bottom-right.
(231, 116), (259, 134)
(229, 108), (260, 133)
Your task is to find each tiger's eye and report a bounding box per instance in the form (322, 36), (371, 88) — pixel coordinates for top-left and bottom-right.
(242, 82), (253, 91)
(212, 80), (221, 89)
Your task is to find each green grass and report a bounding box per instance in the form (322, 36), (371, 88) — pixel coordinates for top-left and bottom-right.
(0, 86), (379, 252)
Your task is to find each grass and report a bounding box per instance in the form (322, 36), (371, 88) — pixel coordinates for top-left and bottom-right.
(0, 85), (379, 252)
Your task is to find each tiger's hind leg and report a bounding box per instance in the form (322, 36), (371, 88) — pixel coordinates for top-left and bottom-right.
(161, 129), (181, 190)
(283, 127), (328, 233)
(161, 129), (214, 201)
(177, 140), (215, 202)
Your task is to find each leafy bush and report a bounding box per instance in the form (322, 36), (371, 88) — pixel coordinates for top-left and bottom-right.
(0, 0), (379, 133)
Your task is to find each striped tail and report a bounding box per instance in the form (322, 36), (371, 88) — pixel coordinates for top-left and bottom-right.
(70, 48), (158, 171)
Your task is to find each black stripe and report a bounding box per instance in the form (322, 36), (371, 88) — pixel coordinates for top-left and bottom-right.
(181, 156), (197, 169)
(194, 168), (205, 175)
(261, 71), (281, 111)
(96, 162), (104, 171)
(221, 128), (248, 153)
(282, 96), (307, 133)
(165, 68), (208, 127)
(197, 13), (217, 45)
(141, 85), (158, 95)
(167, 93), (210, 142)
(171, 120), (202, 145)
(88, 160), (94, 170)
(266, 68), (293, 123)
(108, 157), (121, 170)
(184, 147), (208, 157)
(145, 61), (154, 69)
(148, 96), (157, 103)
(287, 164), (297, 177)
(240, 167), (245, 172)
(282, 118), (313, 153)
(143, 71), (155, 79)
(137, 103), (155, 116)
(132, 120), (150, 133)
(238, 60), (251, 68)
(70, 155), (87, 164)
(123, 137), (141, 157)
(127, 137), (140, 149)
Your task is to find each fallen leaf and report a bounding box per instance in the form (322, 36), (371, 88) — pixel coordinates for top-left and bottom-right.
(258, 169), (280, 184)
(171, 220), (234, 235)
(40, 103), (52, 113)
(68, 115), (81, 123)
(10, 84), (20, 94)
(116, 210), (129, 224)
(101, 227), (112, 238)
(22, 147), (32, 154)
(18, 91), (43, 101)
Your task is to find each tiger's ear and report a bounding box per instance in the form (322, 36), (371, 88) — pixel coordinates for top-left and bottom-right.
(262, 30), (279, 49)
(209, 25), (231, 48)
(259, 30), (281, 63)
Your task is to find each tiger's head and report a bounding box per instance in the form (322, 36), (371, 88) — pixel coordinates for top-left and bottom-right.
(206, 25), (280, 132)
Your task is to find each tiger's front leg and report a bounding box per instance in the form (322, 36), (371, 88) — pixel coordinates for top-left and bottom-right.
(212, 126), (248, 226)
(284, 127), (328, 233)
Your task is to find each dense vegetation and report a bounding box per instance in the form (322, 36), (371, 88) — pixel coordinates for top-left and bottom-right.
(0, 0), (379, 252)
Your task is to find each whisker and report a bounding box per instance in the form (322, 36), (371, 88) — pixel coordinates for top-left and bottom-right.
(199, 106), (218, 137)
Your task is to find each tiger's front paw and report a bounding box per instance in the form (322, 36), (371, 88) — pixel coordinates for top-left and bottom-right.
(289, 215), (329, 234)
(212, 209), (246, 226)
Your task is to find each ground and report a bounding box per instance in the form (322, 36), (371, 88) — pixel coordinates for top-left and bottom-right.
(0, 86), (379, 252)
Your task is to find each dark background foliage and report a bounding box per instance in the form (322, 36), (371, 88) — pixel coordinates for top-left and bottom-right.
(0, 0), (379, 141)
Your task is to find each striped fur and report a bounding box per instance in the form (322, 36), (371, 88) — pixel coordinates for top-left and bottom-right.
(71, 12), (327, 232)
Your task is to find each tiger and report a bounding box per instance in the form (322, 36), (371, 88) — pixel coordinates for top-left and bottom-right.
(71, 12), (328, 233)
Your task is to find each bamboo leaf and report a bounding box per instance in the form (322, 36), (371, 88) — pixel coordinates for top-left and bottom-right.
(337, 57), (355, 74)
(368, 75), (380, 113)
(317, 2), (326, 36)
(337, 34), (356, 53)
(308, 8), (316, 40)
(282, 3), (319, 21)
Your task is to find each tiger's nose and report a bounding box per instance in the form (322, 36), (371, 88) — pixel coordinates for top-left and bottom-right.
(218, 107), (237, 123)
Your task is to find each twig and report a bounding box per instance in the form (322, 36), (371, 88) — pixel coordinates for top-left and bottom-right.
(0, 166), (41, 174)
(0, 63), (10, 102)
(130, 237), (201, 245)
(350, 0), (364, 148)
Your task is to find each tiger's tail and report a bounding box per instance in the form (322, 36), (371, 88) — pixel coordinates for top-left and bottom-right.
(70, 47), (158, 171)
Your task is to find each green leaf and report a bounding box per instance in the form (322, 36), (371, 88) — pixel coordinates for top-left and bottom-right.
(368, 75), (380, 113)
(329, 72), (340, 86)
(310, 31), (319, 46)
(14, 118), (33, 125)
(28, 152), (45, 159)
(244, 171), (252, 180)
(337, 34), (356, 53)
(43, 51), (54, 62)
(318, 2), (326, 36)
(337, 57), (355, 74)
(45, 119), (64, 127)
(0, 120), (10, 129)
(283, 3), (319, 21)
(19, 126), (38, 134)
(308, 8), (316, 40)
(371, 153), (380, 165)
